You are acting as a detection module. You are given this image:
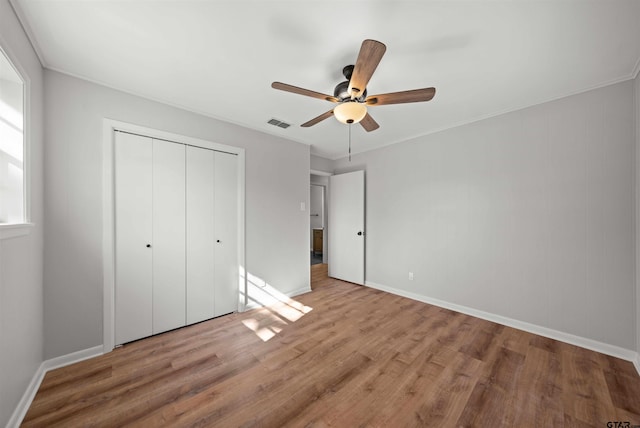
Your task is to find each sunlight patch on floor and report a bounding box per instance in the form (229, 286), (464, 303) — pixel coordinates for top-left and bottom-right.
(239, 270), (313, 341)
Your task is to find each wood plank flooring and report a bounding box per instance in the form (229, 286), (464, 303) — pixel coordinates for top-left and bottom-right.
(23, 264), (640, 427)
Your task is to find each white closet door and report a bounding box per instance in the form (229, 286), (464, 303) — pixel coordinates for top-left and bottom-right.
(152, 139), (186, 334)
(186, 146), (216, 324)
(115, 132), (153, 345)
(214, 151), (238, 316)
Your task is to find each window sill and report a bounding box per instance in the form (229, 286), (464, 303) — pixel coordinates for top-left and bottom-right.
(0, 223), (34, 240)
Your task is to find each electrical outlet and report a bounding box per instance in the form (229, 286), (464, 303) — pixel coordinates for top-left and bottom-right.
(408, 272), (414, 281)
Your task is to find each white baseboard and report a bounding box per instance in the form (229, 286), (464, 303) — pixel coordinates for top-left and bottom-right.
(288, 286), (312, 297)
(365, 280), (640, 374)
(6, 363), (46, 428)
(41, 345), (104, 372)
(6, 345), (103, 428)
(244, 286), (312, 311)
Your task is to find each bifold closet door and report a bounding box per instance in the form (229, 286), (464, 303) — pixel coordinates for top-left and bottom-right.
(152, 139), (186, 334)
(214, 151), (238, 316)
(116, 133), (236, 344)
(115, 132), (153, 345)
(186, 147), (238, 321)
(186, 146), (216, 324)
(115, 133), (186, 344)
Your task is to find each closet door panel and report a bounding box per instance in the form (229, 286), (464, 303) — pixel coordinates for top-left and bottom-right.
(115, 132), (153, 345)
(186, 146), (216, 324)
(214, 151), (238, 316)
(152, 139), (186, 334)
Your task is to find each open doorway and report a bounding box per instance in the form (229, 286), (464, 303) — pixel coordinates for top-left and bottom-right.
(310, 173), (329, 265)
(310, 183), (324, 265)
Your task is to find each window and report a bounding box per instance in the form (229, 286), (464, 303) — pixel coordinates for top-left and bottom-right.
(0, 46), (26, 228)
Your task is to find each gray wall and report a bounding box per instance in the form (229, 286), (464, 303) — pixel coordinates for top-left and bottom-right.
(311, 154), (334, 173)
(44, 70), (310, 359)
(335, 80), (636, 350)
(0, 0), (44, 425)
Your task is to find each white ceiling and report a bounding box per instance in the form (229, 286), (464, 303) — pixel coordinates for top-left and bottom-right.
(11, 0), (640, 159)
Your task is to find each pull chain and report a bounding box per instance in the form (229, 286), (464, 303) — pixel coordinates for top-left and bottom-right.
(348, 123), (352, 162)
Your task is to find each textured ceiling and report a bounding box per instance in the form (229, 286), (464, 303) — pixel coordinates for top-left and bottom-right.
(11, 0), (640, 159)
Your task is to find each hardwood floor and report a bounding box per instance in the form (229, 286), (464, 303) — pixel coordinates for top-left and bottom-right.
(23, 264), (640, 427)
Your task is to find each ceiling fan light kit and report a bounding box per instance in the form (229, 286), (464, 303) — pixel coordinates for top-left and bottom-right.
(271, 38), (436, 153)
(334, 101), (367, 124)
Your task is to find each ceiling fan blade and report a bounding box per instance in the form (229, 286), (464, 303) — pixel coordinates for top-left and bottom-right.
(360, 113), (379, 132)
(272, 82), (339, 103)
(348, 39), (386, 98)
(365, 87), (436, 106)
(301, 109), (334, 127)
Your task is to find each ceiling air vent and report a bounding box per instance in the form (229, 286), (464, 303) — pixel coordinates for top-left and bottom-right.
(267, 118), (291, 129)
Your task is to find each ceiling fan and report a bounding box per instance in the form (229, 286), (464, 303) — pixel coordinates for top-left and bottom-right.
(271, 39), (436, 132)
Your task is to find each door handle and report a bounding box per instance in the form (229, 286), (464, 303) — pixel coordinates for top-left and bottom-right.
(146, 244), (151, 248)
(357, 231), (363, 236)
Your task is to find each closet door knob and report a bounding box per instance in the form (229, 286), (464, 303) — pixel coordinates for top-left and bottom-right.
(146, 244), (151, 248)
(216, 240), (221, 243)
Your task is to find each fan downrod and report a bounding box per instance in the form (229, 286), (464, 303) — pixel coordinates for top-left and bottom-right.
(342, 65), (354, 80)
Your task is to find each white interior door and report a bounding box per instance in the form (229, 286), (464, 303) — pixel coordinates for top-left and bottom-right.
(186, 145), (216, 324)
(114, 132), (153, 345)
(214, 151), (238, 315)
(328, 170), (365, 284)
(152, 139), (186, 334)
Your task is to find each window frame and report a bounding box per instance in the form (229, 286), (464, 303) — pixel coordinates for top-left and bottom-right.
(0, 37), (32, 240)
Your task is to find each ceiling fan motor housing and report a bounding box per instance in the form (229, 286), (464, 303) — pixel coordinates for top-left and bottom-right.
(334, 65), (367, 101)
